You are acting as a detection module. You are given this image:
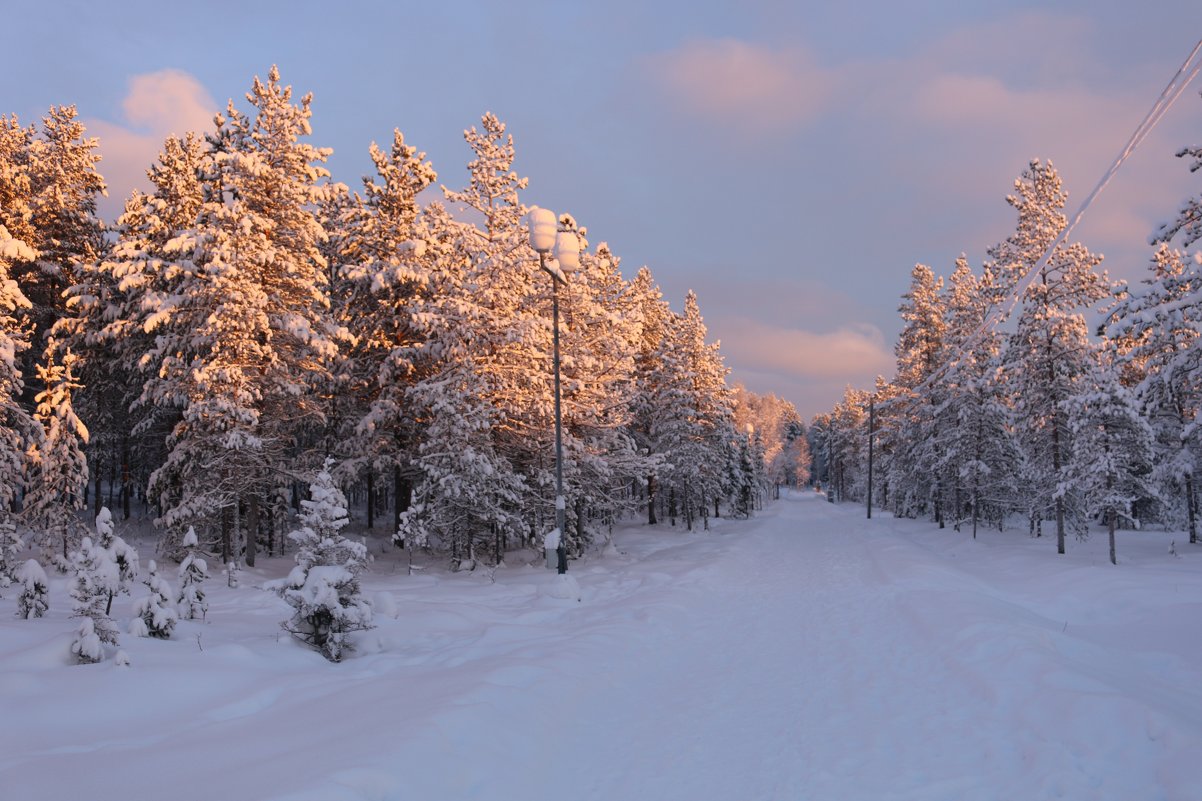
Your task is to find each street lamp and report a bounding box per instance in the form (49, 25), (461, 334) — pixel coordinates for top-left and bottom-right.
(528, 207), (579, 574)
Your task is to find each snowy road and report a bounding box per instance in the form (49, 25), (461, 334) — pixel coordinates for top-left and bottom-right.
(4, 490), (1202, 800)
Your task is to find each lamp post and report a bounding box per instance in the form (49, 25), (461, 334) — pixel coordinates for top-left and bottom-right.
(528, 207), (579, 574)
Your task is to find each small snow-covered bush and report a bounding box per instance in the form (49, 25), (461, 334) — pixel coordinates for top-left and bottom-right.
(15, 559), (48, 619)
(95, 507), (139, 601)
(271, 458), (372, 662)
(177, 526), (209, 620)
(69, 536), (119, 648)
(71, 617), (103, 664)
(132, 560), (177, 639)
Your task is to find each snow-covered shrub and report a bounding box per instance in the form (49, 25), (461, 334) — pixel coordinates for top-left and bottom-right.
(71, 617), (103, 664)
(69, 536), (119, 648)
(95, 507), (138, 612)
(272, 458), (372, 662)
(177, 526), (209, 620)
(15, 559), (48, 618)
(132, 560), (177, 638)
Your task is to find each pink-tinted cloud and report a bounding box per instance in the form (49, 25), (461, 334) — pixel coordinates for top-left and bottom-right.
(85, 69), (217, 219)
(646, 39), (834, 134)
(718, 316), (893, 381)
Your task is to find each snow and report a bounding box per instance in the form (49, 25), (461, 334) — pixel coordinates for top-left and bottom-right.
(4, 490), (1202, 799)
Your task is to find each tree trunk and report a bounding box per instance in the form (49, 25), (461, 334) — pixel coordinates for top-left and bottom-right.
(1188, 473), (1198, 545)
(121, 442), (131, 520)
(245, 492), (259, 568)
(647, 475), (657, 525)
(93, 467), (103, 518)
(366, 471), (375, 529)
(393, 465), (403, 547)
(221, 506), (233, 565)
(1108, 507), (1117, 566)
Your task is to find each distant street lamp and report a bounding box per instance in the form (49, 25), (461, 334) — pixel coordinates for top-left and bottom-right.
(528, 207), (580, 574)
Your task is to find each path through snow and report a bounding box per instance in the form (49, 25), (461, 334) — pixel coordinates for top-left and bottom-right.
(3, 490), (1201, 800)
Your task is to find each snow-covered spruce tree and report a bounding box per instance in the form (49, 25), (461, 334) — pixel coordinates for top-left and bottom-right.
(554, 228), (650, 551)
(132, 559), (177, 638)
(1066, 348), (1155, 565)
(654, 291), (737, 530)
(140, 68), (341, 566)
(889, 263), (948, 522)
(1105, 245), (1202, 542)
(0, 224), (37, 517)
(69, 536), (119, 658)
(996, 160), (1111, 554)
(274, 459), (371, 662)
(938, 257), (1019, 536)
(23, 340), (89, 570)
(177, 526), (209, 621)
(628, 266), (681, 525)
(828, 386), (872, 503)
(94, 506), (138, 614)
(16, 558), (48, 618)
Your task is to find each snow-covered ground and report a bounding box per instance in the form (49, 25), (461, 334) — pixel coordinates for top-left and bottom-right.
(3, 490), (1202, 801)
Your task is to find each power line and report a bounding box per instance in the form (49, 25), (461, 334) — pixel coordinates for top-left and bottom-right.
(880, 37), (1202, 412)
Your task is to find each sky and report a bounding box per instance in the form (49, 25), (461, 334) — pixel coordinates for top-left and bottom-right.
(3, 0), (1201, 420)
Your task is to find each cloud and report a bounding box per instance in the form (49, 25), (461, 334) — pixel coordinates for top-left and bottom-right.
(645, 39), (834, 134)
(718, 316), (893, 381)
(85, 69), (218, 218)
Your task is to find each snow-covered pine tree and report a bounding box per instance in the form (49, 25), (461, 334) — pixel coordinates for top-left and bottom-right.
(938, 257), (1019, 536)
(63, 132), (207, 532)
(69, 536), (119, 654)
(141, 68), (341, 565)
(1105, 245), (1202, 542)
(132, 559), (177, 638)
(0, 108), (106, 389)
(1152, 117), (1202, 250)
(177, 526), (209, 620)
(890, 263), (948, 521)
(0, 517), (21, 593)
(628, 266), (681, 525)
(554, 227), (649, 551)
(16, 558), (48, 618)
(0, 225), (37, 531)
(672, 291), (737, 529)
(996, 160), (1111, 554)
(395, 114), (535, 566)
(393, 203), (525, 567)
(331, 128), (438, 534)
(23, 339), (89, 570)
(1066, 347), (1154, 565)
(274, 458), (372, 662)
(0, 116), (37, 248)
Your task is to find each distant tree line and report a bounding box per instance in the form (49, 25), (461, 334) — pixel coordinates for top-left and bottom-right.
(811, 100), (1202, 564)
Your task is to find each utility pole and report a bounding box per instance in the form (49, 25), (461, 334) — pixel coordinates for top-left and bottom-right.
(867, 396), (875, 519)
